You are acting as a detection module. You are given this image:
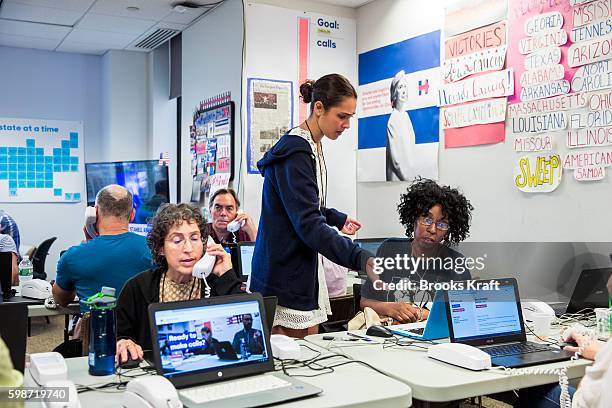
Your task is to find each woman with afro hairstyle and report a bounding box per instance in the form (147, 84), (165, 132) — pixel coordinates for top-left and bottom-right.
(360, 178), (474, 324)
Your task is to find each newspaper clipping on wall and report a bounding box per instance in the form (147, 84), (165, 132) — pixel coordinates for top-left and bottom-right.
(247, 78), (293, 173)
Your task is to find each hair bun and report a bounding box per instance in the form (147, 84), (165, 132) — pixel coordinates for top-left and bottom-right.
(299, 80), (315, 104)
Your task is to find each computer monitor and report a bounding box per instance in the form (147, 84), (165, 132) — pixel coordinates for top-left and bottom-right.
(354, 238), (387, 256)
(85, 160), (169, 236)
(237, 242), (255, 282)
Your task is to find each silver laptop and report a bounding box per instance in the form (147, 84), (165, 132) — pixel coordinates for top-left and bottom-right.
(148, 294), (321, 408)
(444, 278), (573, 368)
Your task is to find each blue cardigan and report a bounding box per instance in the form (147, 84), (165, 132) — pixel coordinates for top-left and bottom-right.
(250, 133), (371, 311)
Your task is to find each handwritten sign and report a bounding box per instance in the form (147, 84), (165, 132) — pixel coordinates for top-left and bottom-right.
(524, 12), (563, 36)
(570, 0), (599, 6)
(208, 173), (230, 198)
(568, 35), (612, 67)
(520, 64), (565, 87)
(573, 0), (612, 28)
(520, 79), (570, 101)
(574, 166), (606, 180)
(569, 109), (612, 128)
(563, 149), (612, 168)
(571, 59), (612, 92)
(514, 154), (562, 193)
(509, 111), (567, 134)
(507, 93), (587, 118)
(443, 46), (506, 82)
(514, 134), (555, 152)
(519, 30), (567, 54)
(524, 47), (562, 70)
(566, 126), (612, 148)
(442, 98), (507, 128)
(570, 17), (612, 42)
(445, 21), (507, 59)
(587, 89), (612, 110)
(438, 69), (514, 106)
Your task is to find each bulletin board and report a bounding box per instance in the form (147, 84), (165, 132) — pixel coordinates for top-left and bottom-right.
(190, 101), (235, 204)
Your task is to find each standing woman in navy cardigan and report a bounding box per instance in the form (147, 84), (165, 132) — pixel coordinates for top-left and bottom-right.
(251, 74), (374, 338)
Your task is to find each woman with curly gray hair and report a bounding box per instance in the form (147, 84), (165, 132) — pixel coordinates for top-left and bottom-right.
(115, 203), (242, 364)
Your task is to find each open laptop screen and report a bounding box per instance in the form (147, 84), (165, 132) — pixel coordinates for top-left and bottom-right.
(354, 238), (386, 256)
(238, 242), (255, 280)
(152, 298), (270, 380)
(447, 282), (523, 342)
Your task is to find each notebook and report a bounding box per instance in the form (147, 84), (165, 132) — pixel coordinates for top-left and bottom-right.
(444, 278), (573, 368)
(388, 290), (449, 340)
(148, 293), (321, 408)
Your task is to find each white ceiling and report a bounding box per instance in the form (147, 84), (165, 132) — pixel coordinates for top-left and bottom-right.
(0, 0), (222, 55)
(0, 0), (372, 55)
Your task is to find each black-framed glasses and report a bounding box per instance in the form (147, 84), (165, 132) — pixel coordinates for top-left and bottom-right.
(418, 216), (449, 231)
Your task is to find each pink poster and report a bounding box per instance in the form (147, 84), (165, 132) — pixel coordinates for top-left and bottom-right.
(443, 21), (509, 148)
(507, 1), (577, 104)
(445, 120), (505, 148)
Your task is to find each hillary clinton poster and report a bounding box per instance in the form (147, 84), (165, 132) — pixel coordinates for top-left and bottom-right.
(357, 31), (441, 182)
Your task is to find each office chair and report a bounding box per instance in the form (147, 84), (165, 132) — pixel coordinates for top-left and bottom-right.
(0, 252), (14, 300)
(32, 236), (57, 280)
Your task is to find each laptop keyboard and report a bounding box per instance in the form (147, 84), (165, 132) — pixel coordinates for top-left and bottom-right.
(408, 327), (425, 335)
(181, 374), (291, 404)
(481, 342), (551, 357)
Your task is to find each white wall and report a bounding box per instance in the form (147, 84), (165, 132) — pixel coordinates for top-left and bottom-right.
(0, 46), (102, 279)
(243, 2), (358, 223)
(101, 50), (149, 161)
(180, 0), (245, 204)
(148, 43), (178, 202)
(356, 0), (612, 242)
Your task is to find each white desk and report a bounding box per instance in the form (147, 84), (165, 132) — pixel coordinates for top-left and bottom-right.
(305, 332), (592, 403)
(27, 303), (80, 318)
(25, 340), (412, 407)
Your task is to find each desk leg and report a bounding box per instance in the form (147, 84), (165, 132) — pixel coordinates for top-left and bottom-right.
(28, 317), (31, 337)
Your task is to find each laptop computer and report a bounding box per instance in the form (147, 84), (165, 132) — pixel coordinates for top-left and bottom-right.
(148, 293), (321, 408)
(0, 303), (28, 372)
(236, 242), (255, 283)
(562, 267), (612, 314)
(389, 290), (449, 340)
(354, 238), (387, 256)
(211, 340), (238, 361)
(444, 278), (573, 368)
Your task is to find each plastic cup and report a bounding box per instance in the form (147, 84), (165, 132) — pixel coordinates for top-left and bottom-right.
(532, 312), (555, 339)
(594, 308), (611, 340)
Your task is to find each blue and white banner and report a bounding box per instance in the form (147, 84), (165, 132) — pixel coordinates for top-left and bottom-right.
(357, 31), (441, 182)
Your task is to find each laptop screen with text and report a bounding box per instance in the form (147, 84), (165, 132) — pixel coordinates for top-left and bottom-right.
(447, 283), (523, 342)
(239, 243), (255, 279)
(153, 299), (269, 379)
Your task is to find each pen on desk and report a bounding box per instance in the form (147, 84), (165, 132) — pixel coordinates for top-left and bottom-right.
(347, 332), (373, 342)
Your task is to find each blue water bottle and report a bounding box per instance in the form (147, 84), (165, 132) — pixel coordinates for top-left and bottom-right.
(240, 338), (248, 360)
(83, 287), (117, 376)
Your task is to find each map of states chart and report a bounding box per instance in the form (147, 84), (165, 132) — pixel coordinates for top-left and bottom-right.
(0, 118), (84, 203)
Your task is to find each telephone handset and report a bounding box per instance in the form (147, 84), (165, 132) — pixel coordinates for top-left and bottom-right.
(84, 206), (98, 238)
(192, 237), (216, 279)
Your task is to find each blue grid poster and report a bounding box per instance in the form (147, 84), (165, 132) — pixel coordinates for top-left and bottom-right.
(0, 118), (84, 202)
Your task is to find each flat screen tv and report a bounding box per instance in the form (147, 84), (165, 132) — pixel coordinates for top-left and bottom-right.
(85, 160), (169, 235)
